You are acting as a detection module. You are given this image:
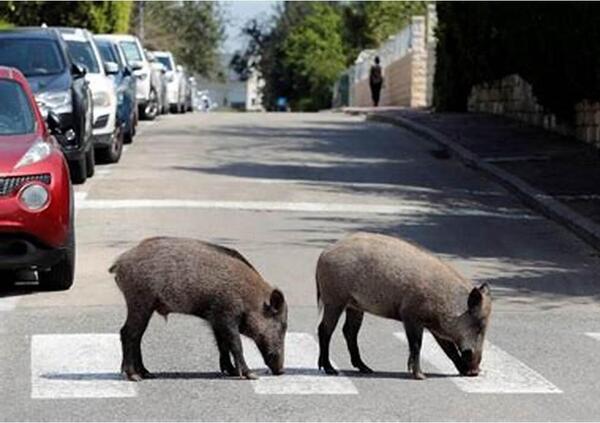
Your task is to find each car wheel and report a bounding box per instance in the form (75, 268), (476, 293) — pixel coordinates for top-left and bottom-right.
(96, 126), (124, 164)
(69, 156), (87, 185)
(39, 218), (75, 291)
(140, 89), (158, 121)
(124, 111), (135, 144)
(85, 147), (95, 178)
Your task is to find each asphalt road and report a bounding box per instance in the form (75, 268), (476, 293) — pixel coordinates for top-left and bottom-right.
(1, 112), (600, 421)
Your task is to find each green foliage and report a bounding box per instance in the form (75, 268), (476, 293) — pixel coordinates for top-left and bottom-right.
(434, 2), (600, 121)
(340, 1), (426, 65)
(0, 1), (132, 33)
(141, 1), (225, 77)
(234, 1), (425, 111)
(283, 3), (346, 111)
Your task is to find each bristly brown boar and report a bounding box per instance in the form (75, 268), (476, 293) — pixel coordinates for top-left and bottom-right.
(110, 236), (288, 381)
(316, 232), (491, 379)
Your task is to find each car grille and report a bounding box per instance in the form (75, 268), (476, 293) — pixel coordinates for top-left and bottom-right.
(93, 114), (109, 129)
(0, 174), (51, 197)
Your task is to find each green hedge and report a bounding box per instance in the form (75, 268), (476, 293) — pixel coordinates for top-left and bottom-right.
(434, 2), (600, 122)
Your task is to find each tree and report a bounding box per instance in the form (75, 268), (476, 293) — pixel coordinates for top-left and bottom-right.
(0, 1), (132, 33)
(141, 1), (225, 77)
(283, 3), (346, 110)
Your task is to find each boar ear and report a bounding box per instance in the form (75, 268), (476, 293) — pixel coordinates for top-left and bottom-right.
(479, 282), (491, 297)
(468, 287), (483, 311)
(265, 289), (285, 315)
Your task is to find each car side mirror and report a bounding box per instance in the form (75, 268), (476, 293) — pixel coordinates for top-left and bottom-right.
(71, 63), (86, 78)
(130, 61), (144, 71)
(123, 66), (132, 77)
(176, 64), (183, 73)
(104, 61), (119, 75)
(46, 111), (61, 134)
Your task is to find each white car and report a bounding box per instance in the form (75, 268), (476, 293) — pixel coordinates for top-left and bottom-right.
(58, 27), (122, 164)
(152, 51), (186, 114)
(101, 34), (160, 120)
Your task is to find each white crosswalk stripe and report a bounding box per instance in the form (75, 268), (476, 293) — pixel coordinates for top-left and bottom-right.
(243, 332), (358, 395)
(31, 334), (137, 399)
(394, 331), (561, 393)
(585, 332), (600, 341)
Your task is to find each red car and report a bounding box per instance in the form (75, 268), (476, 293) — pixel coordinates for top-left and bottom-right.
(0, 66), (74, 290)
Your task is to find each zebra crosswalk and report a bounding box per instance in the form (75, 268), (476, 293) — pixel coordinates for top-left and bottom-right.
(27, 330), (598, 400)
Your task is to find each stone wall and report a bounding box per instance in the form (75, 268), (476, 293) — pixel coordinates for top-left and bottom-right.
(349, 14), (434, 108)
(468, 74), (600, 147)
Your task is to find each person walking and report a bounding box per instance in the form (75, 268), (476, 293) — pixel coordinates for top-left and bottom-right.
(369, 56), (384, 107)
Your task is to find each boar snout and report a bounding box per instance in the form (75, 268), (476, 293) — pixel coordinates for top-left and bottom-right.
(266, 353), (285, 375)
(459, 349), (481, 377)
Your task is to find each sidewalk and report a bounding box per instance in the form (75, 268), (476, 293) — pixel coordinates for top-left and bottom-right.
(345, 107), (600, 250)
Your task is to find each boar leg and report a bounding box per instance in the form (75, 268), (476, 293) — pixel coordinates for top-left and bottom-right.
(213, 321), (257, 380)
(120, 306), (154, 382)
(213, 330), (236, 376)
(404, 320), (426, 380)
(342, 309), (373, 373)
(317, 304), (344, 375)
(432, 334), (467, 376)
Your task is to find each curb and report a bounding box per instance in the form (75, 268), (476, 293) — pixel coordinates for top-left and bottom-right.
(364, 112), (600, 251)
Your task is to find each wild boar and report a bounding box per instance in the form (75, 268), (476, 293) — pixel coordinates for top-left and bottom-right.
(316, 232), (491, 380)
(109, 236), (288, 381)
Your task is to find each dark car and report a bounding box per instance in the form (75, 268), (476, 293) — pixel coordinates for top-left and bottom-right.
(0, 27), (95, 184)
(94, 36), (137, 144)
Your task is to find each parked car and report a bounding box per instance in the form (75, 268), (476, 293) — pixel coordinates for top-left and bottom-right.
(146, 50), (168, 115)
(102, 34), (160, 121)
(153, 51), (186, 113)
(95, 36), (137, 144)
(58, 27), (122, 165)
(185, 75), (195, 112)
(0, 66), (75, 290)
(0, 27), (94, 184)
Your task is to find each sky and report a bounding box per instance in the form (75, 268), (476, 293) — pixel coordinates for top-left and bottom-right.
(221, 0), (279, 53)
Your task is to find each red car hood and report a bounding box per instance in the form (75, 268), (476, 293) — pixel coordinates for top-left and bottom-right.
(0, 133), (38, 174)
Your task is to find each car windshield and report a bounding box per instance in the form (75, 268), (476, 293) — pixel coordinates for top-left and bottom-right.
(119, 41), (142, 63)
(0, 80), (35, 135)
(156, 56), (172, 71)
(0, 38), (65, 76)
(66, 40), (100, 74)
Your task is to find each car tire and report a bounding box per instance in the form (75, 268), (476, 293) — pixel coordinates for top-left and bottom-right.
(124, 110), (135, 144)
(140, 89), (158, 121)
(85, 147), (95, 178)
(69, 157), (87, 185)
(96, 127), (124, 164)
(39, 218), (75, 291)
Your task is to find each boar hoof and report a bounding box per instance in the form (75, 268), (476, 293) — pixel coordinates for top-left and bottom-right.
(320, 365), (339, 375)
(123, 371), (144, 382)
(357, 364), (374, 374)
(412, 372), (426, 380)
(243, 371), (258, 380)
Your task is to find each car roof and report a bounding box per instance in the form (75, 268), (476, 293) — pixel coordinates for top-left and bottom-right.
(152, 51), (172, 57)
(0, 27), (62, 40)
(57, 27), (91, 42)
(0, 66), (29, 84)
(99, 34), (139, 42)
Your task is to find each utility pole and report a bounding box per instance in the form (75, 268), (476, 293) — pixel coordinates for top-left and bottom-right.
(138, 0), (145, 41)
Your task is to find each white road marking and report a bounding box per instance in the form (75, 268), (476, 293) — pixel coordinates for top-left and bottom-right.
(394, 332), (561, 393)
(0, 296), (19, 312)
(243, 332), (357, 395)
(239, 178), (504, 196)
(585, 332), (600, 341)
(75, 199), (536, 219)
(31, 334), (137, 399)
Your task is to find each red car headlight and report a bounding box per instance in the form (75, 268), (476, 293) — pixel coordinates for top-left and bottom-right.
(19, 183), (49, 211)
